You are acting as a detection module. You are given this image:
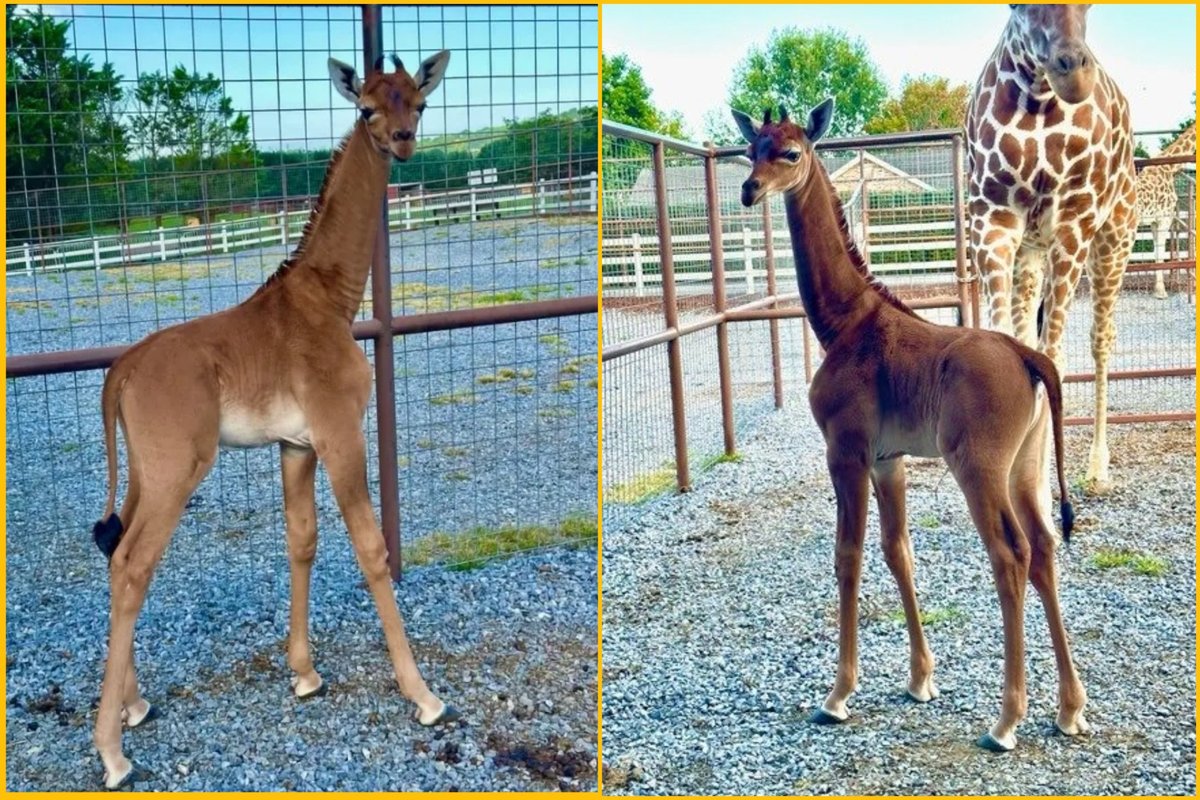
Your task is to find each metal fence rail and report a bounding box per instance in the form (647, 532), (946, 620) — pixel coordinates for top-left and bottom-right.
(601, 120), (1196, 524)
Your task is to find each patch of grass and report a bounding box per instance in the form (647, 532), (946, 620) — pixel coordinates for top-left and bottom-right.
(915, 513), (941, 529)
(1089, 548), (1167, 577)
(513, 384), (536, 396)
(415, 437), (437, 450)
(586, 378), (599, 389)
(559, 362), (581, 375)
(441, 446), (469, 458)
(429, 390), (476, 406)
(444, 470), (472, 482)
(478, 367), (519, 385)
(403, 514), (597, 571)
(884, 606), (965, 627)
(608, 463), (677, 504)
(698, 452), (742, 471)
(537, 333), (572, 356)
(517, 367), (536, 379)
(553, 380), (576, 393)
(60, 441), (81, 454)
(537, 407), (574, 419)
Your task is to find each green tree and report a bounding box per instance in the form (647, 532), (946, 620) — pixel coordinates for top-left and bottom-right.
(865, 75), (970, 134)
(6, 6), (128, 239)
(130, 66), (254, 223)
(130, 66), (253, 166)
(602, 53), (687, 139)
(713, 28), (887, 143)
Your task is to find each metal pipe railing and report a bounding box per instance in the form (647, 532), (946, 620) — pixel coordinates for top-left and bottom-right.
(703, 148), (736, 456)
(651, 141), (690, 492)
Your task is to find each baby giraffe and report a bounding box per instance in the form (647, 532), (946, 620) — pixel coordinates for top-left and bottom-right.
(91, 52), (454, 789)
(733, 99), (1086, 752)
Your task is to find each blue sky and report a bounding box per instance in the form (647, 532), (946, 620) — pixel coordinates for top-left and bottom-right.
(603, 4), (1196, 146)
(26, 4), (598, 152)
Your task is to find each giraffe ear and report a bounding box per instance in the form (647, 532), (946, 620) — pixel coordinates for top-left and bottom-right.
(806, 98), (835, 143)
(731, 108), (760, 143)
(414, 50), (450, 96)
(328, 58), (361, 103)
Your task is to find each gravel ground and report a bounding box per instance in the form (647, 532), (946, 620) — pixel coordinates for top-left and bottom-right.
(602, 407), (1195, 795)
(6, 215), (599, 790)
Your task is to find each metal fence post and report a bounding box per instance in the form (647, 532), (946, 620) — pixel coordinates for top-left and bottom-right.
(704, 148), (735, 455)
(652, 141), (690, 492)
(363, 4), (403, 581)
(93, 237), (102, 272)
(23, 243), (32, 276)
(588, 171), (598, 214)
(762, 202), (783, 408)
(950, 134), (973, 328)
(157, 227), (166, 261)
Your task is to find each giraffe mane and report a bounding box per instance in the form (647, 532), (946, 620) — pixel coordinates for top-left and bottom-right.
(257, 127), (356, 291)
(809, 160), (920, 319)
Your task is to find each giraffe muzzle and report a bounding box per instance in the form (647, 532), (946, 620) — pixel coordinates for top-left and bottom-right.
(741, 179), (762, 208)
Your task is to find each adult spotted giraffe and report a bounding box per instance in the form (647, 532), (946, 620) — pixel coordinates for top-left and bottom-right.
(90, 51), (454, 789)
(1137, 123), (1195, 299)
(966, 4), (1137, 492)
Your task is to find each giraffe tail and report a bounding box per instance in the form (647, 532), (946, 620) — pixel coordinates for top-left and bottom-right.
(1015, 344), (1074, 542)
(94, 357), (132, 560)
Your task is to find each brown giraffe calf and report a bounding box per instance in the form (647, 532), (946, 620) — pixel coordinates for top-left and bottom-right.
(90, 51), (454, 789)
(733, 99), (1086, 752)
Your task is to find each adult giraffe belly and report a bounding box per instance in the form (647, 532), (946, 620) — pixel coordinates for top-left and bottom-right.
(219, 400), (313, 449)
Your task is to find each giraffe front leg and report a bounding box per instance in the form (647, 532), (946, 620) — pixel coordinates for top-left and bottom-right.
(970, 204), (1025, 336)
(811, 436), (870, 725)
(1084, 222), (1134, 494)
(1011, 246), (1046, 348)
(314, 418), (456, 727)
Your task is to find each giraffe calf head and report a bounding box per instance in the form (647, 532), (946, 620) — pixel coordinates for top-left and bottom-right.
(732, 98), (834, 207)
(1009, 4), (1096, 104)
(328, 50), (451, 161)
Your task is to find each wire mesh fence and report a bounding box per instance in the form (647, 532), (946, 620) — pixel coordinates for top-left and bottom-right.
(600, 121), (1195, 531)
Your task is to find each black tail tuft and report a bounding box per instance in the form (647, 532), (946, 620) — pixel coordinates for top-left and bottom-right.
(93, 513), (124, 559)
(1060, 499), (1075, 543)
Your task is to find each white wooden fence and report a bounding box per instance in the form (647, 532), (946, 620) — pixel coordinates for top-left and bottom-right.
(603, 210), (1195, 296)
(6, 172), (597, 275)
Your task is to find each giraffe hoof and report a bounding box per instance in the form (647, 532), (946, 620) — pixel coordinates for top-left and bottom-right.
(296, 681), (327, 701)
(127, 703), (162, 729)
(976, 732), (1015, 753)
(415, 703), (461, 727)
(1055, 713), (1091, 737)
(808, 707), (848, 726)
(103, 762), (153, 790)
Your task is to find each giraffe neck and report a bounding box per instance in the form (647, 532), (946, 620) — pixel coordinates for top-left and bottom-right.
(282, 120), (392, 322)
(782, 167), (911, 350)
(998, 19), (1055, 102)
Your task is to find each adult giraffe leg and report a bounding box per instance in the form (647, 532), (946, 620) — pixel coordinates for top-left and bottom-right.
(1152, 220), (1169, 300)
(970, 208), (1024, 336)
(871, 457), (937, 703)
(1011, 246), (1046, 348)
(811, 437), (870, 724)
(1084, 224), (1134, 493)
(313, 416), (454, 726)
(281, 445), (324, 698)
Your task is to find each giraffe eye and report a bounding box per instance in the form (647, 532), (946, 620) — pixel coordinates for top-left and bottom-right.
(360, 107), (375, 120)
(784, 151), (801, 163)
